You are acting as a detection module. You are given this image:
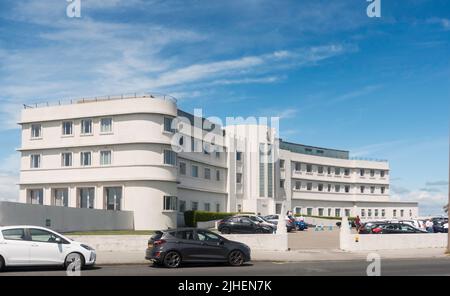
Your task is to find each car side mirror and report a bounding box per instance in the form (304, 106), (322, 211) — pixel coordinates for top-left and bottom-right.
(55, 237), (62, 244)
(218, 239), (225, 245)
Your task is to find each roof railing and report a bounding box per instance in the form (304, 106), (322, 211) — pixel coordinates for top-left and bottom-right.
(350, 156), (388, 163)
(23, 92), (177, 109)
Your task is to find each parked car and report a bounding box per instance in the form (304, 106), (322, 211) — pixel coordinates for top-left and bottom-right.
(358, 221), (387, 234)
(0, 225), (96, 271)
(433, 220), (449, 233)
(218, 216), (275, 234)
(263, 215), (296, 232)
(398, 219), (425, 230)
(145, 228), (251, 268)
(235, 214), (277, 229)
(372, 223), (427, 234)
(295, 220), (307, 231)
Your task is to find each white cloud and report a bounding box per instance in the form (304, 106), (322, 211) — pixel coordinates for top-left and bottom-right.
(391, 189), (448, 216)
(0, 173), (19, 202)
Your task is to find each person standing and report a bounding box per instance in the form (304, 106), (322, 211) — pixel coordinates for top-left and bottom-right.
(425, 219), (434, 233)
(355, 215), (361, 231)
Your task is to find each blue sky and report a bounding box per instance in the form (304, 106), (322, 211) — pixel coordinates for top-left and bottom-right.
(0, 0), (448, 214)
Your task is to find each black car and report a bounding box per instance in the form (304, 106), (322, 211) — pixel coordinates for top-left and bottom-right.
(218, 216), (275, 234)
(375, 223), (427, 234)
(433, 220), (448, 233)
(145, 228), (251, 268)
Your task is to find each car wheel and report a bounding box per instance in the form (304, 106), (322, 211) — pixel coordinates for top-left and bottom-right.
(228, 250), (245, 266)
(163, 251), (182, 268)
(0, 256), (5, 272)
(64, 252), (85, 270)
(221, 227), (231, 234)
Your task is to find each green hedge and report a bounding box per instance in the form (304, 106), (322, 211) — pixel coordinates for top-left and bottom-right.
(184, 211), (254, 227)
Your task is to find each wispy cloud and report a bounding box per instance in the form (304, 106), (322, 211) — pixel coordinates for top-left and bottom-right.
(425, 180), (449, 186)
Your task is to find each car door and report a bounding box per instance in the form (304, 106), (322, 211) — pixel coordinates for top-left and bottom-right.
(0, 228), (30, 266)
(195, 230), (228, 261)
(239, 217), (256, 233)
(28, 228), (66, 265)
(173, 230), (203, 262)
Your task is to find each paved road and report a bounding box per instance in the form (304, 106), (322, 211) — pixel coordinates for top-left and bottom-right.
(2, 258), (450, 276)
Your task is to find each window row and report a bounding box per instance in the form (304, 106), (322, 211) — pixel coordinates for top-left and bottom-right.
(27, 187), (122, 210)
(164, 197), (221, 213)
(284, 161), (387, 178)
(287, 180), (387, 194)
(30, 118), (113, 139)
(29, 151), (112, 168)
(179, 161), (222, 181)
(360, 208), (412, 218)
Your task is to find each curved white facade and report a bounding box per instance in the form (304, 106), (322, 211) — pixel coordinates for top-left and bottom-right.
(18, 94), (418, 230)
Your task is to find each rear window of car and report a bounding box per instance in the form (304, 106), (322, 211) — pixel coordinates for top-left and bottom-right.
(2, 228), (26, 241)
(174, 230), (195, 240)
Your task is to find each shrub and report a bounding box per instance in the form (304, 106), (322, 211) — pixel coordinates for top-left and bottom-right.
(184, 211), (254, 227)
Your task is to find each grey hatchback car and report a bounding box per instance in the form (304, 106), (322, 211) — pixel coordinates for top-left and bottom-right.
(145, 228), (251, 268)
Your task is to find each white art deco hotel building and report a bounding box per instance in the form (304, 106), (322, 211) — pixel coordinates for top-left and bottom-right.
(18, 94), (418, 230)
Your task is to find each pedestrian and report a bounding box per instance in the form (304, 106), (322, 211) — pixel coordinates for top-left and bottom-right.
(425, 219), (434, 233)
(355, 215), (361, 231)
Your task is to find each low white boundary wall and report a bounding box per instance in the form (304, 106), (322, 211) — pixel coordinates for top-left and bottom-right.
(68, 235), (148, 251)
(339, 216), (448, 251)
(0, 202), (134, 232)
(223, 233), (288, 251)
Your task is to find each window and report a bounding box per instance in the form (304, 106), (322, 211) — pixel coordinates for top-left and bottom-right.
(163, 150), (176, 166)
(295, 181), (301, 190)
(215, 151), (220, 159)
(382, 209), (386, 217)
(163, 196), (177, 211)
(236, 173), (242, 184)
(279, 159), (285, 169)
(328, 208), (332, 216)
(100, 118), (112, 133)
(327, 184), (332, 192)
(236, 151), (242, 161)
(370, 186), (375, 194)
(335, 209), (341, 217)
(318, 184), (324, 191)
(164, 117), (175, 133)
(216, 170), (220, 181)
(345, 185), (350, 193)
(295, 207), (301, 215)
(280, 179), (285, 188)
(374, 209), (379, 217)
(81, 119), (92, 135)
(345, 209), (351, 217)
(2, 228), (25, 241)
(191, 165), (199, 177)
(100, 151), (112, 166)
(179, 200), (186, 212)
(197, 230), (221, 242)
(335, 167), (341, 175)
(61, 153), (72, 167)
(53, 188), (68, 207)
(318, 166), (324, 174)
(31, 124), (42, 138)
(393, 209), (397, 217)
(179, 162), (186, 175)
(174, 230), (195, 240)
(204, 168), (211, 179)
(361, 209), (366, 217)
(318, 208), (324, 216)
(204, 203), (210, 211)
(105, 187), (122, 210)
(307, 183), (312, 191)
(344, 168), (350, 176)
(307, 208), (313, 216)
(360, 186), (365, 193)
(80, 152), (92, 166)
(216, 203), (220, 212)
(368, 209), (372, 217)
(370, 169), (375, 177)
(30, 228), (60, 243)
(295, 162), (301, 171)
(29, 189), (43, 205)
(335, 185), (340, 193)
(237, 204), (242, 213)
(203, 143), (210, 155)
(191, 201), (198, 211)
(360, 169), (365, 176)
(380, 170), (385, 177)
(409, 209), (412, 217)
(306, 164), (312, 173)
(327, 167), (332, 175)
(381, 187), (385, 194)
(79, 188), (95, 209)
(62, 121), (73, 135)
(400, 209), (404, 217)
(30, 154), (41, 168)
